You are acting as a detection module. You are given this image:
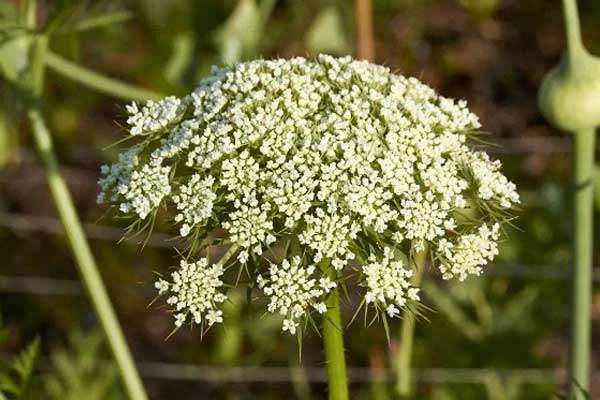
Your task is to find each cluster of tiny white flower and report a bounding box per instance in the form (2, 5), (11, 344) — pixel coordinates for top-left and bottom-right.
(155, 258), (226, 328)
(257, 256), (336, 335)
(362, 248), (421, 317)
(97, 148), (138, 204)
(100, 55), (519, 334)
(126, 96), (186, 136)
(172, 174), (216, 236)
(117, 159), (172, 219)
(436, 223), (501, 281)
(299, 208), (360, 264)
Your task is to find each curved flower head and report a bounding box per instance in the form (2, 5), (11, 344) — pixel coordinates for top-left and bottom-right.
(100, 55), (519, 335)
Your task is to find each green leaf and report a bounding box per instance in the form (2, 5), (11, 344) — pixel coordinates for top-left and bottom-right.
(0, 337), (40, 399)
(63, 10), (132, 33)
(459, 0), (500, 19)
(0, 33), (32, 83)
(423, 281), (485, 341)
(0, 106), (18, 169)
(214, 0), (275, 64)
(595, 165), (600, 211)
(306, 7), (349, 56)
(493, 286), (539, 334)
(44, 0), (80, 34)
(164, 31), (194, 84)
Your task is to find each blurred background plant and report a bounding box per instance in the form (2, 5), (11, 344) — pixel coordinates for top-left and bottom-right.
(41, 329), (125, 400)
(0, 313), (39, 400)
(0, 0), (598, 399)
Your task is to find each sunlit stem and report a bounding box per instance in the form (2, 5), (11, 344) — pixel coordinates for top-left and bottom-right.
(322, 258), (349, 400)
(28, 110), (149, 400)
(569, 129), (595, 399)
(217, 243), (241, 265)
(395, 247), (427, 398)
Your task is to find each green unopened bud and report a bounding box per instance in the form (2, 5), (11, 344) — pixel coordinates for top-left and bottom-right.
(538, 48), (600, 132)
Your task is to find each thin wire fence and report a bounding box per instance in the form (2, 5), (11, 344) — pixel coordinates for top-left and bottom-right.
(0, 135), (583, 386)
(0, 352), (593, 385)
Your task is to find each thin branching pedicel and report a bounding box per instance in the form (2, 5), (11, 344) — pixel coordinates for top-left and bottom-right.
(98, 55), (519, 334)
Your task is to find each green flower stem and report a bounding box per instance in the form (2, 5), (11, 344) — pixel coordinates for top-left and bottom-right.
(44, 51), (163, 102)
(562, 0), (584, 60)
(395, 247), (427, 399)
(27, 33), (148, 400)
(570, 128), (596, 398)
(321, 259), (349, 400)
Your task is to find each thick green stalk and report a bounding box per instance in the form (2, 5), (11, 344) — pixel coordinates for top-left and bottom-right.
(26, 34), (148, 400)
(395, 248), (427, 399)
(569, 129), (595, 398)
(557, 1), (597, 397)
(45, 51), (163, 101)
(321, 259), (349, 400)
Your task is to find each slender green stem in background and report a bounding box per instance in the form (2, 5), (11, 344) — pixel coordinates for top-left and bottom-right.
(45, 51), (163, 102)
(26, 23), (148, 400)
(289, 347), (314, 400)
(395, 248), (427, 399)
(215, 289), (242, 365)
(28, 110), (150, 400)
(569, 129), (595, 399)
(321, 259), (349, 400)
(562, 0), (584, 61)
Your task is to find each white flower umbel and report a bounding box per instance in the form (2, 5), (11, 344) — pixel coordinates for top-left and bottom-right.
(362, 248), (420, 318)
(155, 258), (227, 328)
(100, 55), (519, 332)
(257, 256), (336, 335)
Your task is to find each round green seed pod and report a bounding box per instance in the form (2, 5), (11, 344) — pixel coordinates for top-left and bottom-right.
(538, 49), (600, 131)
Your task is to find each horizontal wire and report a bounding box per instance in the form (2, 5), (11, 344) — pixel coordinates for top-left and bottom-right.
(0, 353), (591, 384)
(0, 185), (542, 252)
(0, 211), (177, 248)
(135, 364), (571, 384)
(0, 263), (597, 296)
(10, 136), (573, 160)
(0, 134), (567, 249)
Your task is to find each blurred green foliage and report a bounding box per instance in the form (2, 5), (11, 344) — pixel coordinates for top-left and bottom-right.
(0, 334), (39, 400)
(41, 329), (124, 400)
